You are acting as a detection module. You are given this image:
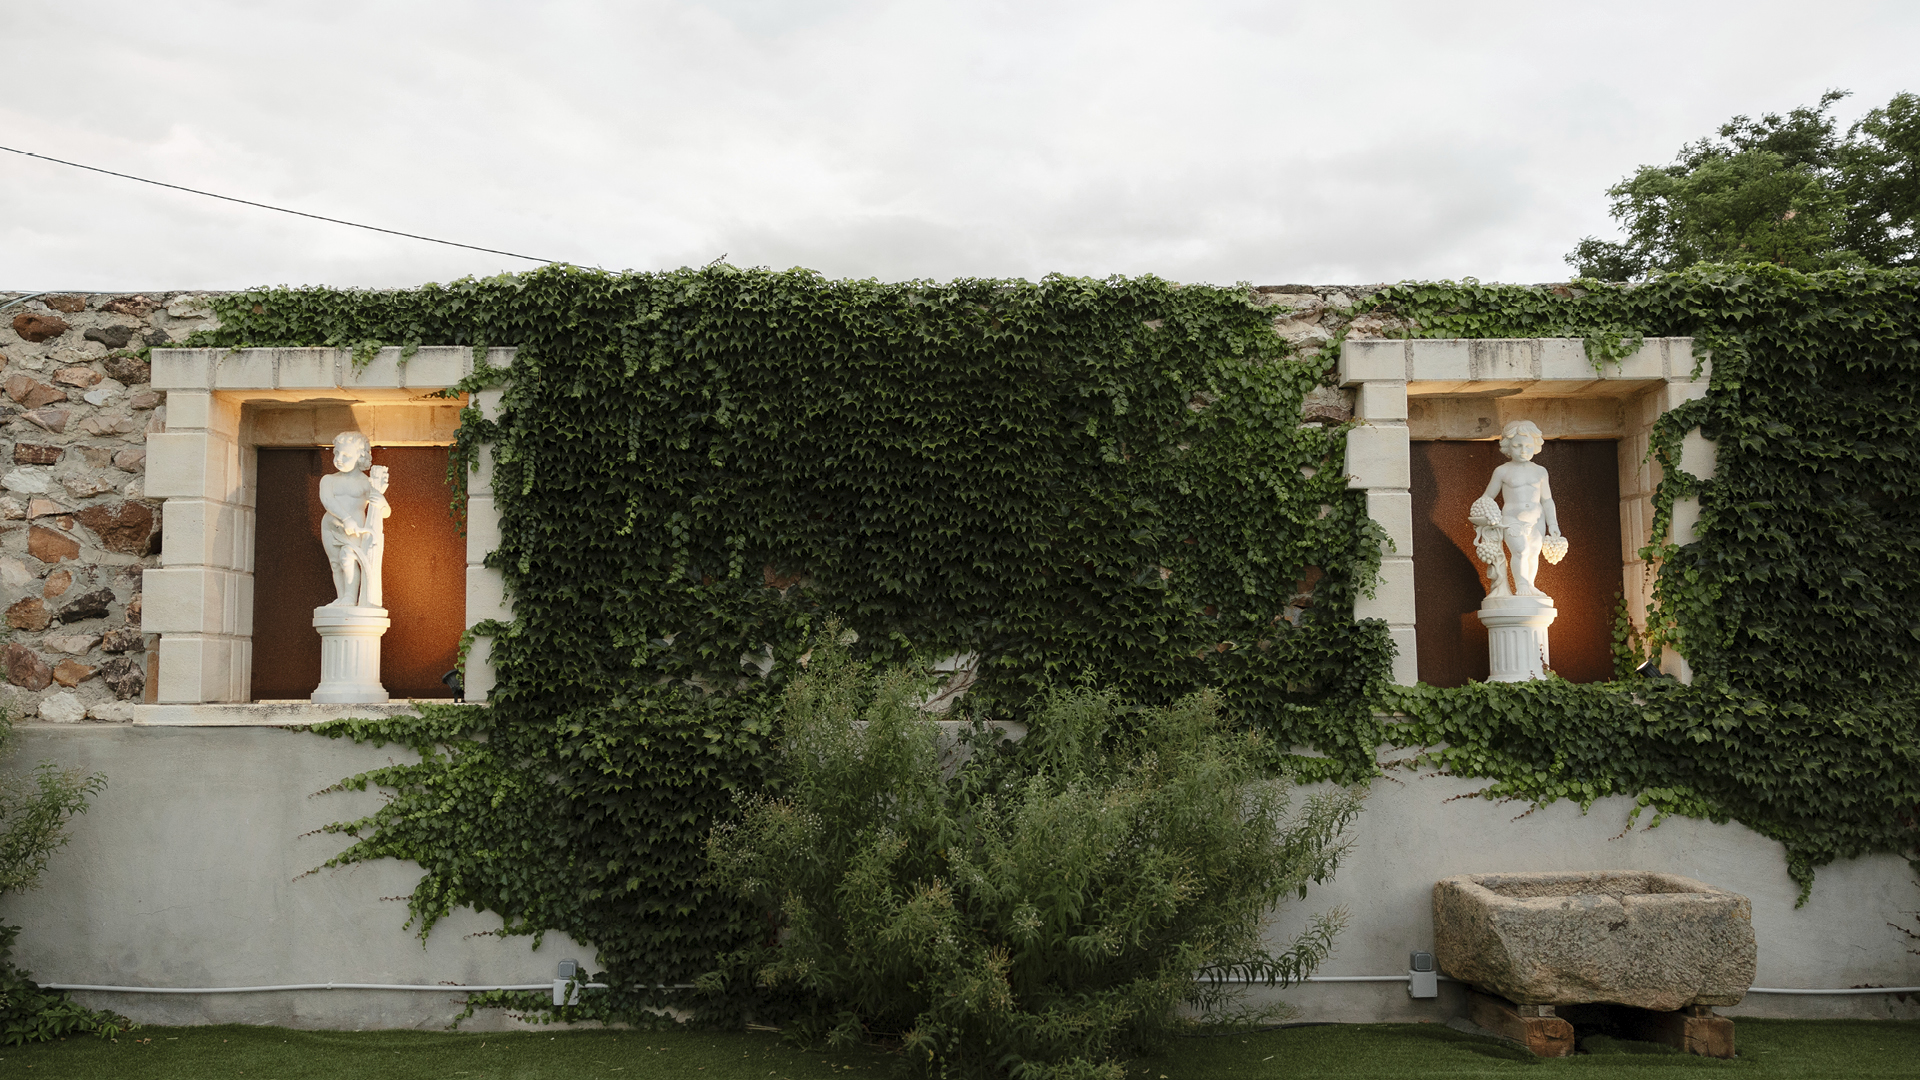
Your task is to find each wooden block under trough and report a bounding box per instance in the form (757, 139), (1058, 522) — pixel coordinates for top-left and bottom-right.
(1620, 1004), (1737, 1059)
(1467, 990), (1574, 1058)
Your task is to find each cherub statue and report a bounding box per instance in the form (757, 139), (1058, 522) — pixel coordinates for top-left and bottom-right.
(319, 431), (391, 609)
(1469, 420), (1568, 598)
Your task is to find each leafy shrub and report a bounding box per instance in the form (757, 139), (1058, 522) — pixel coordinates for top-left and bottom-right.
(0, 714), (129, 1045)
(702, 633), (1361, 1079)
(0, 924), (130, 1046)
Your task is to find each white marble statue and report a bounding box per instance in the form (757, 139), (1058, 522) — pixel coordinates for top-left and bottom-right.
(318, 431), (391, 610)
(1469, 421), (1570, 681)
(1468, 420), (1568, 598)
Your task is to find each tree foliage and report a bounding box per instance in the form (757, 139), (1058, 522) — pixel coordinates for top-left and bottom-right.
(1569, 90), (1920, 278)
(1840, 93), (1920, 267)
(702, 631), (1360, 1079)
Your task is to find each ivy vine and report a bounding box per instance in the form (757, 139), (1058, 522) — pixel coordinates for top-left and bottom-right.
(191, 266), (1391, 1012)
(1357, 264), (1920, 897)
(186, 261), (1919, 1018)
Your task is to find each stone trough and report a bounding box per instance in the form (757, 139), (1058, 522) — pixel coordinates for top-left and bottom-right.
(1434, 871), (1756, 1057)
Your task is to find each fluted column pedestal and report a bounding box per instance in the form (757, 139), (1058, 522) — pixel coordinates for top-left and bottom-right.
(311, 606), (391, 703)
(1478, 595), (1557, 682)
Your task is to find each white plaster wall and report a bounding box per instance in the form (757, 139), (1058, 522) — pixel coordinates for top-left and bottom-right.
(0, 724), (593, 1030)
(3, 724), (1912, 1030)
(1246, 769), (1920, 1022)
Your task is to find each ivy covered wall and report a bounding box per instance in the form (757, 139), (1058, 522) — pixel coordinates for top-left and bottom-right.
(187, 263), (1920, 1013)
(198, 267), (1390, 1010)
(1365, 267), (1920, 896)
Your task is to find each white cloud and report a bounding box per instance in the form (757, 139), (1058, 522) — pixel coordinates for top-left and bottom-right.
(2, 0), (1914, 289)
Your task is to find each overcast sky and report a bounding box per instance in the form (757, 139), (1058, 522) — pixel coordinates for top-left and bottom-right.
(3, 0), (1915, 291)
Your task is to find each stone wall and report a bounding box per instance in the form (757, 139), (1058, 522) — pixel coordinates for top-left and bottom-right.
(0, 291), (222, 721)
(3, 284), (1908, 1029)
(1253, 282), (1409, 424)
(0, 283), (1397, 722)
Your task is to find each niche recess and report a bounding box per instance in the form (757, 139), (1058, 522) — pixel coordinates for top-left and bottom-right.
(251, 445), (464, 699)
(1340, 338), (1714, 686)
(144, 347), (512, 710)
(1409, 439), (1621, 686)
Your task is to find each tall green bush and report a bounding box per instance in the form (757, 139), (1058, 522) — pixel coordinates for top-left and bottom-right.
(702, 631), (1360, 1079)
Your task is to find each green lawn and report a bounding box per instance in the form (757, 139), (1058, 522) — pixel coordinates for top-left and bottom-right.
(5, 1019), (1916, 1079)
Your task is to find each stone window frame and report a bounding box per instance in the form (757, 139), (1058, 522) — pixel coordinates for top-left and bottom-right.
(141, 347), (511, 714)
(1340, 337), (1716, 686)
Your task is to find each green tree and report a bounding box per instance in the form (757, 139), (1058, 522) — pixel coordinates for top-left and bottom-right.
(0, 715), (127, 1045)
(1568, 90), (1920, 278)
(1838, 93), (1920, 266)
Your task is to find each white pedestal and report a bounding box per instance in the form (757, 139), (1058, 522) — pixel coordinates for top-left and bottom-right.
(312, 606), (391, 704)
(1478, 595), (1557, 682)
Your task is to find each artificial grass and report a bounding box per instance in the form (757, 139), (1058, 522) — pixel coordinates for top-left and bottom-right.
(1155, 1020), (1920, 1077)
(3, 1019), (1916, 1079)
(0, 1025), (895, 1079)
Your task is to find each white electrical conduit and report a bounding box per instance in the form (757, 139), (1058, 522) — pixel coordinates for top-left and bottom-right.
(1217, 976), (1920, 995)
(1745, 986), (1920, 995)
(0, 292), (52, 314)
(43, 982), (620, 994)
(46, 977), (1421, 993)
(45, 978), (1920, 995)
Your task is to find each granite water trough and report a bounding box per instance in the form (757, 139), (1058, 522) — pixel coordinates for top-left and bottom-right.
(1433, 870), (1756, 1012)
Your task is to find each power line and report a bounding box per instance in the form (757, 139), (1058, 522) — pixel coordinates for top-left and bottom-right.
(1, 144), (562, 265)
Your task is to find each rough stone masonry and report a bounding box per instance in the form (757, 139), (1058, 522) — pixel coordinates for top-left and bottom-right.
(0, 292), (222, 721)
(0, 284), (1394, 721)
